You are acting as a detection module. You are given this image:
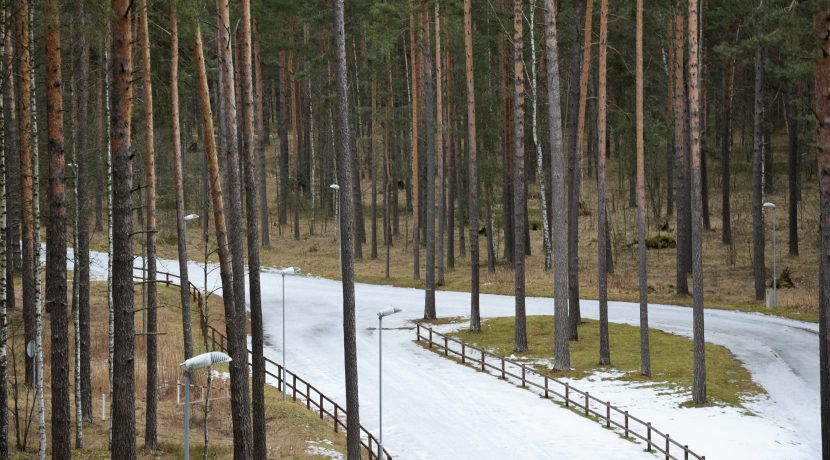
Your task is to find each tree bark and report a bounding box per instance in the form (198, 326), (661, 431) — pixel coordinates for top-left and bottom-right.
(435, 2), (445, 285)
(0, 19), (7, 452)
(752, 15), (766, 301)
(110, 1), (136, 456)
(254, 40), (270, 247)
(138, 3), (159, 448)
(463, 0), (481, 332)
(278, 52), (289, 227)
(216, 0), (255, 456)
(722, 60), (735, 245)
(370, 76), (378, 259)
(688, 0), (707, 404)
(567, 0), (590, 341)
(816, 11), (830, 457)
(512, 0), (527, 353)
(240, 1), (266, 457)
(666, 19), (675, 218)
(674, 13), (691, 295)
(333, 2), (362, 457)
(423, 1), (437, 320)
(3, 13), (20, 285)
(787, 84), (799, 256)
(410, 1), (421, 279)
(597, 0), (611, 366)
(635, 0), (651, 377)
(529, 0), (551, 272)
(542, 0), (569, 367)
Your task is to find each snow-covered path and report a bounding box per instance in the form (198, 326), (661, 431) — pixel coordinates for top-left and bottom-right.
(85, 251), (820, 459)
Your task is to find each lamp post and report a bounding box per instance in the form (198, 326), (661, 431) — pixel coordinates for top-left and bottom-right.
(763, 202), (777, 308)
(377, 307), (402, 460)
(278, 266), (298, 400)
(330, 183), (341, 275)
(180, 351), (231, 460)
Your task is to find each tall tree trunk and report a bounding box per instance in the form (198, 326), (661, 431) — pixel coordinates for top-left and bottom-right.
(529, 0), (552, 272)
(635, 0), (651, 377)
(3, 12), (20, 286)
(195, 24), (241, 460)
(423, 1), (437, 320)
(597, 0), (611, 366)
(18, 0), (35, 388)
(463, 0), (481, 332)
(666, 19), (675, 218)
(410, 1), (421, 279)
(278, 52), (289, 227)
(512, 0), (527, 353)
(752, 15), (766, 301)
(446, 51), (456, 269)
(688, 0), (707, 404)
(567, 0), (590, 341)
(542, 0), (569, 367)
(110, 1), (136, 456)
(240, 1), (266, 457)
(674, 13), (690, 295)
(73, 2), (93, 424)
(216, 1), (255, 456)
(435, 2), (445, 285)
(170, 0), (194, 362)
(138, 3), (159, 448)
(787, 84), (799, 256)
(254, 40), (270, 247)
(722, 60), (735, 245)
(0, 34), (7, 451)
(332, 2), (362, 457)
(816, 11), (830, 457)
(370, 76), (378, 259)
(45, 1), (71, 455)
(485, 183), (496, 274)
(291, 53), (302, 242)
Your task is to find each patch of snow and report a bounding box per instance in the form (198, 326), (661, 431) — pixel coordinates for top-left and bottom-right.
(306, 439), (344, 459)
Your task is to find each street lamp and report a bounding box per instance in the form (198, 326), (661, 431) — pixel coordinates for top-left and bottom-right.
(278, 266), (299, 400)
(763, 202), (777, 308)
(330, 183), (342, 275)
(377, 307), (402, 460)
(180, 351), (231, 460)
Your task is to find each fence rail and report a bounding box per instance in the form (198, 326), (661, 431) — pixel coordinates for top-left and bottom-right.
(133, 267), (392, 460)
(416, 324), (704, 460)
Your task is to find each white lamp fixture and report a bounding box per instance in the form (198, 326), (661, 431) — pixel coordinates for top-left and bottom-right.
(184, 213), (200, 221)
(376, 307), (402, 460)
(180, 352), (231, 459)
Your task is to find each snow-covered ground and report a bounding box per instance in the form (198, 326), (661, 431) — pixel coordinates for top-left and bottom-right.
(83, 251), (820, 459)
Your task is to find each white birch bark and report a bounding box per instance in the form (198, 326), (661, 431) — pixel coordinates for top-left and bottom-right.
(529, 0), (552, 271)
(104, 40), (114, 451)
(0, 30), (8, 455)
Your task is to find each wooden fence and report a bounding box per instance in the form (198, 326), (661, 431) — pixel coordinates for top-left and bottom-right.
(134, 267), (392, 460)
(416, 324), (705, 460)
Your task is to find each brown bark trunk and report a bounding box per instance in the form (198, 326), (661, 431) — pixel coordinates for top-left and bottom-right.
(216, 1), (254, 456)
(787, 84), (799, 256)
(45, 0), (71, 455)
(635, 0), (650, 377)
(666, 18), (675, 218)
(254, 38), (270, 248)
(435, 2), (445, 285)
(674, 13), (691, 295)
(423, 1), (437, 320)
(816, 11), (830, 456)
(752, 16), (766, 301)
(110, 0), (136, 456)
(463, 0), (480, 331)
(722, 60), (735, 245)
(513, 0), (527, 353)
(597, 0), (611, 366)
(410, 1), (421, 279)
(278, 51), (289, 227)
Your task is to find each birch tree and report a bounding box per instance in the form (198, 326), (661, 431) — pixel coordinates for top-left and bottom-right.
(529, 0), (552, 272)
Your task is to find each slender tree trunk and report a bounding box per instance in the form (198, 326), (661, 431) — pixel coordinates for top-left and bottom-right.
(512, 0), (527, 353)
(333, 3), (362, 456)
(787, 84), (799, 256)
(278, 53), (289, 227)
(635, 0), (650, 377)
(138, 3), (159, 448)
(423, 1), (437, 320)
(291, 53), (302, 242)
(384, 59), (393, 278)
(485, 184), (496, 274)
(104, 36), (115, 451)
(240, 2), (266, 457)
(3, 12), (20, 284)
(255, 41), (270, 247)
(722, 60), (735, 245)
(816, 11), (830, 457)
(568, 0), (592, 341)
(216, 1), (255, 456)
(110, 1), (136, 456)
(0, 15), (8, 453)
(529, 0), (551, 272)
(68, 1), (94, 425)
(666, 19), (675, 218)
(688, 0), (707, 404)
(542, 0), (569, 366)
(435, 2), (445, 285)
(752, 14), (766, 301)
(370, 77), (379, 259)
(446, 51), (456, 269)
(463, 0), (481, 332)
(410, 1), (421, 280)
(674, 13), (691, 295)
(18, 0), (35, 389)
(597, 0), (611, 366)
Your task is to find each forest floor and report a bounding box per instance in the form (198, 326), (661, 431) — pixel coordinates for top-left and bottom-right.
(3, 277), (349, 459)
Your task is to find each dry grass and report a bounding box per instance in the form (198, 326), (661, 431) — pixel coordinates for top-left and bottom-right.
(4, 277), (348, 459)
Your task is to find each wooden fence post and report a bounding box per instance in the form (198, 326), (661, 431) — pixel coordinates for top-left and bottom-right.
(624, 411), (629, 437)
(334, 406), (338, 432)
(565, 383), (570, 407)
(444, 337), (448, 356)
(544, 376), (548, 398)
(647, 423), (652, 452)
(521, 365), (526, 388)
(429, 329), (433, 348)
(665, 434), (670, 460)
(606, 401), (610, 428)
(501, 359), (505, 379)
(293, 375), (297, 401)
(481, 349), (485, 371)
(585, 392), (589, 416)
(306, 383), (311, 409)
(320, 394), (324, 419)
(461, 343), (466, 364)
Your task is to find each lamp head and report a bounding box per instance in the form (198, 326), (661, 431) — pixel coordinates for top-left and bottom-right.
(180, 351), (231, 372)
(763, 202), (776, 209)
(280, 267), (298, 275)
(329, 184), (340, 190)
(184, 213), (200, 221)
(378, 307), (402, 318)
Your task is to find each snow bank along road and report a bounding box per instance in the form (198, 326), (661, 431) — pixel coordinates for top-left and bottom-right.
(83, 251), (819, 459)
